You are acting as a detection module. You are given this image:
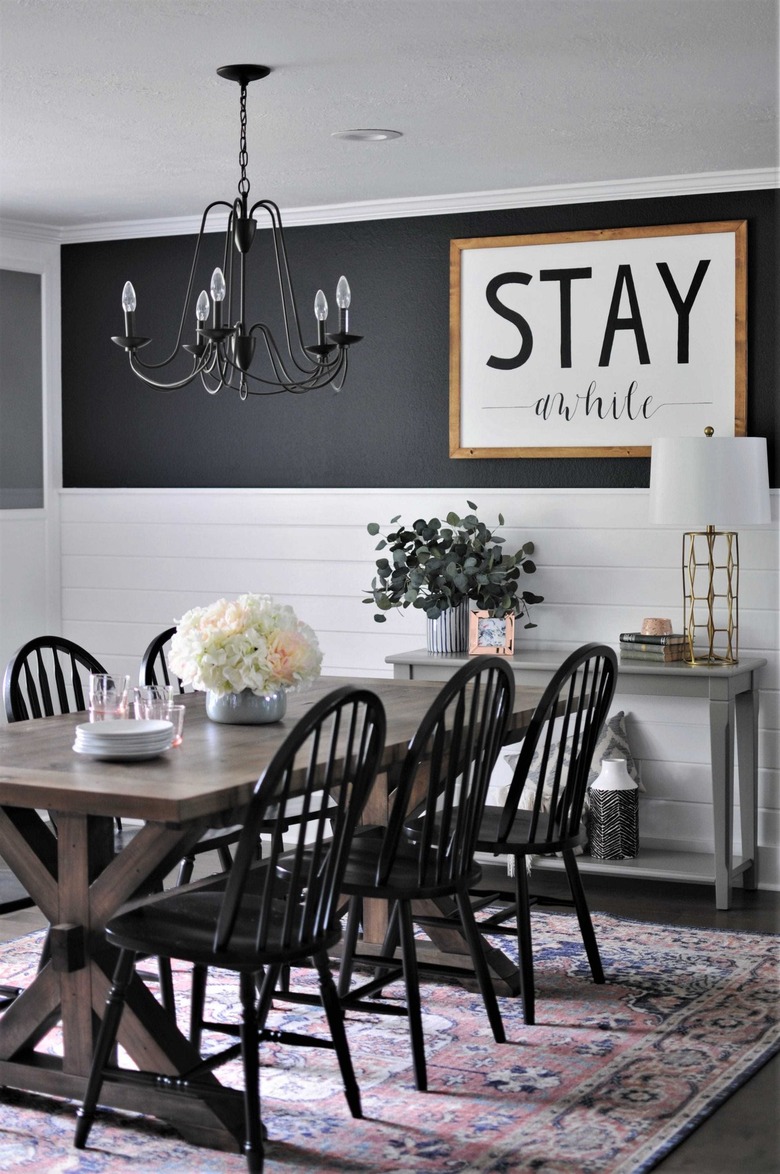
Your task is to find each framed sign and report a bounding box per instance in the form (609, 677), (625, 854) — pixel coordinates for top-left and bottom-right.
(450, 221), (747, 458)
(468, 611), (515, 656)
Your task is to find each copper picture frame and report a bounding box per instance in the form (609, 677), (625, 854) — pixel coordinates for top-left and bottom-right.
(468, 611), (515, 656)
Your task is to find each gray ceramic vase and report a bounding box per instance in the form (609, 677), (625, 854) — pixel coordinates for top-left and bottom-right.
(205, 687), (287, 724)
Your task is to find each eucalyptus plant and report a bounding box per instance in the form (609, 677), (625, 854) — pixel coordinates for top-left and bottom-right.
(363, 501), (543, 624)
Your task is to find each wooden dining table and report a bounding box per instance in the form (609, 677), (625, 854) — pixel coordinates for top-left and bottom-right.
(0, 674), (542, 1154)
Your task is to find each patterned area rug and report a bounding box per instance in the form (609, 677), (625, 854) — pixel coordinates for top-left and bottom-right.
(0, 912), (777, 1173)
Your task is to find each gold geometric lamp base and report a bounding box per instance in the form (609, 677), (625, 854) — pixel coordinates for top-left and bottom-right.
(683, 526), (738, 666)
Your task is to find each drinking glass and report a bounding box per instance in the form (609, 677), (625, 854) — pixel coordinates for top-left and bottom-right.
(137, 698), (173, 722)
(167, 704), (186, 746)
(133, 684), (174, 719)
(88, 674), (130, 721)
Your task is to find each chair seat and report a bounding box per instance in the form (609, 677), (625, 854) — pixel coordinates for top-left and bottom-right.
(106, 873), (342, 970)
(281, 839), (483, 903)
(476, 805), (587, 856)
(344, 842), (483, 900)
(404, 806), (587, 862)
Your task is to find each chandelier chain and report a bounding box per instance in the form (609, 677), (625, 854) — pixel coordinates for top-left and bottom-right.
(238, 85), (250, 199)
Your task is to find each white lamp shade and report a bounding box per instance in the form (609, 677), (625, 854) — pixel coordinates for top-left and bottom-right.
(649, 436), (771, 528)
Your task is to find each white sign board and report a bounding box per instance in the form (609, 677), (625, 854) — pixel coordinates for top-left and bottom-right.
(450, 222), (746, 458)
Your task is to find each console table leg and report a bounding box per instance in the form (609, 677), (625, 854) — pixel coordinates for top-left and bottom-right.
(736, 688), (759, 891)
(709, 696), (734, 910)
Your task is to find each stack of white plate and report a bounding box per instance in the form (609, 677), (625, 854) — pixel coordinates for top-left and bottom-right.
(73, 719), (174, 761)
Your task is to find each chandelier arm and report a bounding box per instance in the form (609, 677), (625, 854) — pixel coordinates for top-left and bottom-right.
(247, 321), (332, 383)
(200, 367), (225, 396)
(250, 199), (316, 370)
(128, 351), (206, 391)
(248, 324), (342, 391)
(224, 208), (237, 327)
(131, 201), (234, 371)
(223, 324), (344, 393)
(330, 348), (350, 392)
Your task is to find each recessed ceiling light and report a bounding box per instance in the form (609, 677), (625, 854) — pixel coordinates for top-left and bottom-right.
(331, 129), (403, 142)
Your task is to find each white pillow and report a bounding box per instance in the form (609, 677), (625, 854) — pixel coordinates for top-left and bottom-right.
(499, 711), (643, 812)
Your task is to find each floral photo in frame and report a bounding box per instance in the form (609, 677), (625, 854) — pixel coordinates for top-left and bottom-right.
(469, 610), (515, 656)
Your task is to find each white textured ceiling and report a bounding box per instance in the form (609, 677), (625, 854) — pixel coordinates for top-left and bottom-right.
(0, 0), (777, 232)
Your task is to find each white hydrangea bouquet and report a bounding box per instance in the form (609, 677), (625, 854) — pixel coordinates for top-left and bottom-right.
(168, 593), (322, 697)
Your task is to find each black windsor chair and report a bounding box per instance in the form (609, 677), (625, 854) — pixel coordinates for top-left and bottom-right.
(330, 655), (516, 1092)
(5, 635), (132, 847)
(3, 635), (176, 1012)
(468, 643), (618, 1026)
(3, 634), (107, 723)
(140, 627), (241, 886)
(73, 685), (386, 1174)
(139, 625), (182, 693)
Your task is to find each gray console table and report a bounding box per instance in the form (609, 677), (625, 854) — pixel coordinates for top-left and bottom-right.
(387, 648), (767, 910)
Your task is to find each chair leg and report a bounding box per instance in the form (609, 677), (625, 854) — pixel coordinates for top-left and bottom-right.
(314, 950), (362, 1119)
(397, 900), (427, 1092)
(157, 955), (176, 1019)
(562, 849), (605, 984)
(74, 948), (136, 1149)
(337, 896), (362, 998)
(255, 964), (279, 1031)
(176, 854), (195, 887)
(375, 899), (400, 988)
(239, 970), (264, 1173)
(189, 961), (208, 1049)
(217, 845), (233, 872)
(455, 888), (505, 1043)
(513, 853), (536, 1025)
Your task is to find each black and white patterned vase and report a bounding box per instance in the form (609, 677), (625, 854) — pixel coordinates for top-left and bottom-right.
(589, 758), (639, 860)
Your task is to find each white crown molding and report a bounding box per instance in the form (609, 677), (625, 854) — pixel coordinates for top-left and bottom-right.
(2, 169), (778, 245)
(0, 220), (63, 244)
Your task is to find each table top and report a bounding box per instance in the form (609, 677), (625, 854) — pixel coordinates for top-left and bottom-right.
(386, 647), (767, 681)
(0, 675), (544, 825)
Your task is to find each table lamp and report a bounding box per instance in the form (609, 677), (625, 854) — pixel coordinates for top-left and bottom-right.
(648, 429), (771, 666)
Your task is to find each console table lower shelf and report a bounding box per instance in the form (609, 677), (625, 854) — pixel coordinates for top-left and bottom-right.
(528, 847), (753, 886)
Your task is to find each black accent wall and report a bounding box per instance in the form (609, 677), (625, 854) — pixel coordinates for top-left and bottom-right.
(61, 189), (778, 488)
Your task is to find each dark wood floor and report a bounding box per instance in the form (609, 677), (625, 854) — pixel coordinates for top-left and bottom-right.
(2, 862), (778, 1172)
(478, 863), (780, 1174)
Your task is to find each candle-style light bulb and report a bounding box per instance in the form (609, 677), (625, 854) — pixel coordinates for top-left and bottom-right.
(196, 290), (210, 321)
(210, 268), (226, 330)
(336, 276), (351, 334)
(121, 281), (137, 313)
(313, 289), (329, 347)
(210, 268), (226, 302)
(121, 281), (137, 337)
(336, 276), (351, 309)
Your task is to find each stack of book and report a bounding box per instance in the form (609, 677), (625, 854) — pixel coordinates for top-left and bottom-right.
(619, 632), (688, 662)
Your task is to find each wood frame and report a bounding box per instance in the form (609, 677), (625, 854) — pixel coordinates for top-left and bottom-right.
(468, 610), (515, 656)
(450, 221), (747, 459)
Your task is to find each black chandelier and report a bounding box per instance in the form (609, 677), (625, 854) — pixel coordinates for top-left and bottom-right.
(112, 64), (362, 399)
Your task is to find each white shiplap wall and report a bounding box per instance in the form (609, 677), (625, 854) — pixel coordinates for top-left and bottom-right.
(59, 486), (780, 888)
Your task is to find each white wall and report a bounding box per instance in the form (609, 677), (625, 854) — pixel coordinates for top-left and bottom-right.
(59, 485), (779, 887)
(0, 233), (62, 676)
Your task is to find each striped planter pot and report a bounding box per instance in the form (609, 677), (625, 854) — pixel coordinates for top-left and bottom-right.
(426, 601), (469, 654)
